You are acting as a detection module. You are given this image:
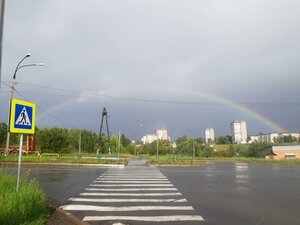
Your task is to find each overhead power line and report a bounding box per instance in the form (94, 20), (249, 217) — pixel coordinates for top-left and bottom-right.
(1, 81), (300, 107)
(0, 81), (76, 129)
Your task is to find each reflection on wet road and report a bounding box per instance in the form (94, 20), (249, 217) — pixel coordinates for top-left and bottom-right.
(160, 162), (300, 225)
(2, 162), (300, 225)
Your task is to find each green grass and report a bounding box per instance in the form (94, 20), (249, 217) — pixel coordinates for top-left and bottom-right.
(0, 154), (126, 165)
(1, 153), (300, 166)
(0, 170), (50, 225)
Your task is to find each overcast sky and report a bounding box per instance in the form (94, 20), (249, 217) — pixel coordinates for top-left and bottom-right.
(1, 0), (300, 140)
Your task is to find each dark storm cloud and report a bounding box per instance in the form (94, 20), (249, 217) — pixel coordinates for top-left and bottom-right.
(1, 0), (300, 138)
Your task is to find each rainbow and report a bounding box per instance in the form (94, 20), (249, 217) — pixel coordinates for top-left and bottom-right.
(36, 85), (285, 132)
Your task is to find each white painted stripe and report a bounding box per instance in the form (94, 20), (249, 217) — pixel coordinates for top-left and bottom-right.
(93, 181), (171, 183)
(69, 198), (188, 203)
(83, 215), (204, 222)
(106, 175), (165, 177)
(80, 192), (182, 196)
(100, 174), (165, 176)
(100, 173), (164, 175)
(90, 184), (174, 187)
(99, 173), (165, 178)
(104, 174), (164, 176)
(97, 178), (168, 181)
(85, 188), (177, 191)
(61, 205), (193, 211)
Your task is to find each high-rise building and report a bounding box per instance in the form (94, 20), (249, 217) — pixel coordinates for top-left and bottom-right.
(231, 120), (248, 144)
(204, 128), (215, 143)
(156, 129), (170, 141)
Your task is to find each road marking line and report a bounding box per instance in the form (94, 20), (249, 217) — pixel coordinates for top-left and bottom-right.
(80, 192), (182, 196)
(83, 215), (204, 222)
(85, 188), (178, 191)
(93, 181), (171, 183)
(97, 178), (168, 181)
(99, 174), (165, 176)
(68, 198), (188, 203)
(99, 175), (166, 177)
(61, 205), (194, 211)
(90, 184), (174, 187)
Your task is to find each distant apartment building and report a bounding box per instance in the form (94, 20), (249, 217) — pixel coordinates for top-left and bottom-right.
(204, 128), (215, 143)
(231, 120), (248, 144)
(156, 129), (170, 141)
(142, 129), (170, 144)
(141, 134), (157, 144)
(250, 132), (300, 143)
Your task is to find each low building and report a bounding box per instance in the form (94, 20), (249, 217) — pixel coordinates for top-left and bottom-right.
(260, 146), (300, 160)
(249, 135), (259, 143)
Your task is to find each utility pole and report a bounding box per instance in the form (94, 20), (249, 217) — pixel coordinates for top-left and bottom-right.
(99, 107), (110, 154)
(78, 129), (81, 154)
(0, 0), (5, 89)
(156, 134), (159, 160)
(192, 139), (195, 161)
(118, 130), (121, 159)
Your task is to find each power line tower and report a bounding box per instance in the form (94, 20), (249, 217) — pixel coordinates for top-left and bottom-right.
(98, 107), (111, 154)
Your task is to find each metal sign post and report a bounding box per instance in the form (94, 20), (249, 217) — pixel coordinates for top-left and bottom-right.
(9, 98), (36, 192)
(16, 134), (23, 192)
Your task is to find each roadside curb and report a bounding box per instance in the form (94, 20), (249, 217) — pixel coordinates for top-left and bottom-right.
(46, 208), (89, 225)
(150, 164), (207, 167)
(0, 162), (125, 168)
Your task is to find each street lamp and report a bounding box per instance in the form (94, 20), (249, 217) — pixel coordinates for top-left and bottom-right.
(133, 124), (143, 155)
(5, 53), (44, 150)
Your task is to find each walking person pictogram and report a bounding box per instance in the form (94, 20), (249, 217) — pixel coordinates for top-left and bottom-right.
(18, 109), (29, 125)
(15, 106), (31, 126)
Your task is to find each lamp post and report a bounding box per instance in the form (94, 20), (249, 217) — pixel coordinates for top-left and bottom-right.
(133, 124), (143, 156)
(192, 139), (195, 161)
(156, 133), (159, 160)
(5, 53), (44, 150)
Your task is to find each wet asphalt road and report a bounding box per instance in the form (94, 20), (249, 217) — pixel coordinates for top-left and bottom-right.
(160, 162), (300, 225)
(2, 161), (300, 225)
(2, 164), (108, 207)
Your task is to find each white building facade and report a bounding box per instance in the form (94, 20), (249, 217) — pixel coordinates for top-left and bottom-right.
(141, 134), (157, 144)
(250, 132), (300, 143)
(231, 120), (248, 144)
(142, 129), (170, 144)
(156, 129), (170, 141)
(204, 128), (215, 143)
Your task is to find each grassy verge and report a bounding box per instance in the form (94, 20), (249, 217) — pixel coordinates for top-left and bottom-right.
(0, 154), (126, 165)
(1, 154), (299, 166)
(149, 158), (208, 167)
(143, 154), (300, 166)
(0, 170), (50, 225)
(206, 157), (300, 165)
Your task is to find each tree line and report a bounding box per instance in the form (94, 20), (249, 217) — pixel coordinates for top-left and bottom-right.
(1, 122), (299, 157)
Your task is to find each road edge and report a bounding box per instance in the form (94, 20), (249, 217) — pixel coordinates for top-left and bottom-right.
(46, 208), (89, 225)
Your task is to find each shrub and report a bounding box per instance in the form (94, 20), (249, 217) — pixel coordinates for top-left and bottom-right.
(0, 170), (49, 225)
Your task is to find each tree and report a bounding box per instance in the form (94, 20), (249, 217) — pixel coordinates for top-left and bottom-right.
(0, 122), (7, 147)
(199, 145), (214, 157)
(216, 136), (232, 144)
(36, 127), (69, 153)
(283, 135), (297, 143)
(245, 142), (270, 158)
(120, 134), (131, 147)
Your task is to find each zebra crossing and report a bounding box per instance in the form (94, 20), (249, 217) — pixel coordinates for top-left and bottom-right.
(60, 166), (205, 224)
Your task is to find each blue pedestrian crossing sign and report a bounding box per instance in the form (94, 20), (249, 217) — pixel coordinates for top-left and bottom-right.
(10, 98), (36, 134)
